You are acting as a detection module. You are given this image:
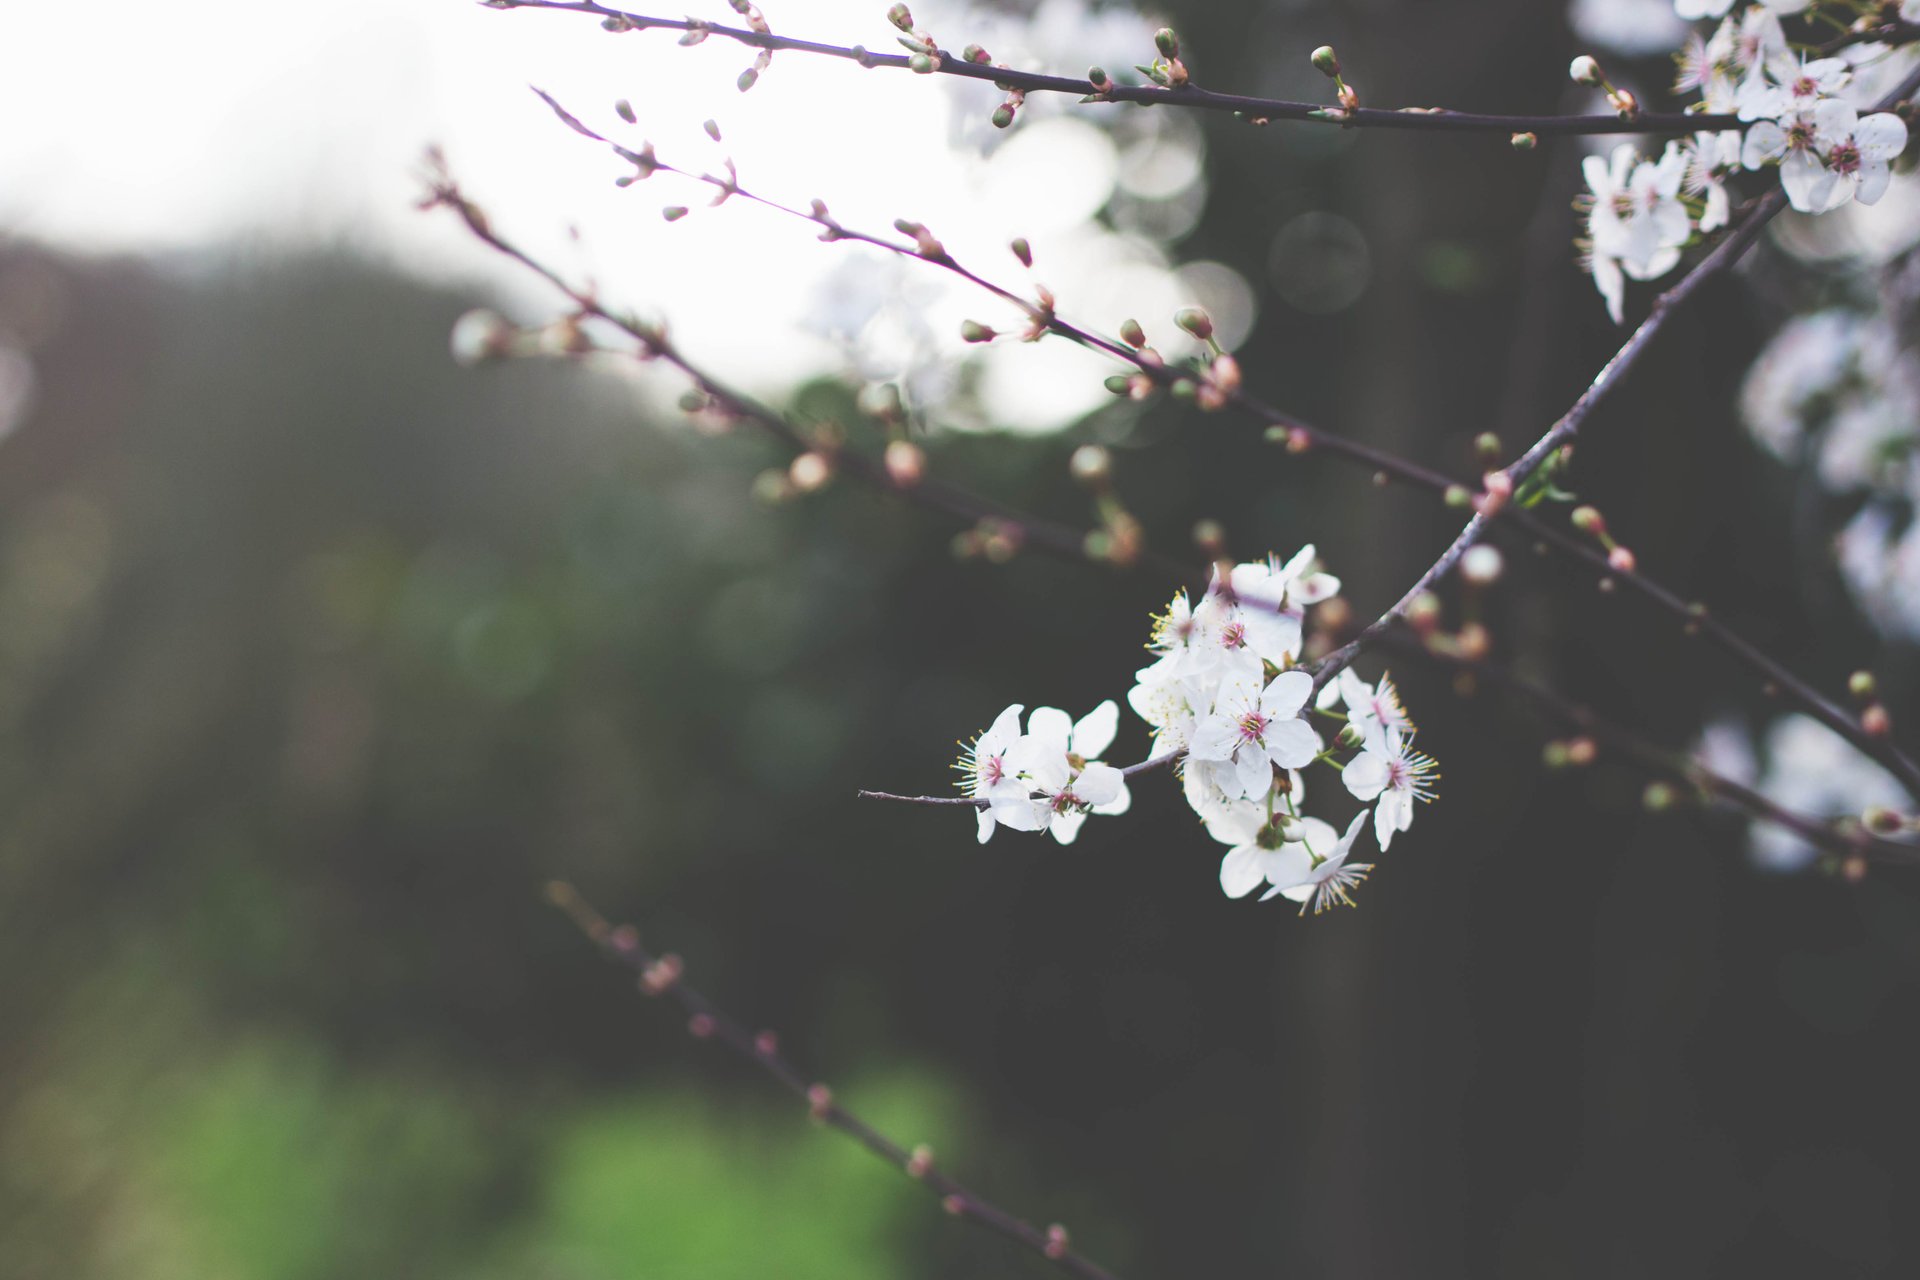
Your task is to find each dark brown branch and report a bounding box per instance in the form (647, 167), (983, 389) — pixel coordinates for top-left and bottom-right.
(545, 881), (1124, 1280)
(486, 0), (1739, 136)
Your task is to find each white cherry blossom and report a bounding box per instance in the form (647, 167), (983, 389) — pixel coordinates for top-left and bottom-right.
(1211, 803), (1343, 900)
(1341, 724), (1440, 851)
(960, 703), (1046, 843)
(1188, 669), (1323, 800)
(1257, 812), (1374, 915)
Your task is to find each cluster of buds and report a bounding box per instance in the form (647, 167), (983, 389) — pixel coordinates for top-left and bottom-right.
(888, 4), (943, 75)
(1311, 45), (1360, 114)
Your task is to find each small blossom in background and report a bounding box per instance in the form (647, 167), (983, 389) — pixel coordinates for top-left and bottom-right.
(1701, 715), (1909, 870)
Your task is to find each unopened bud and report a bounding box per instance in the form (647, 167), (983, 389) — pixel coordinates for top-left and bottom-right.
(909, 52), (937, 74)
(1565, 736), (1597, 767)
(1286, 427), (1312, 453)
(1607, 545), (1637, 574)
(1863, 704), (1892, 737)
(1842, 855), (1869, 883)
(1478, 470), (1513, 513)
(887, 3), (914, 32)
(663, 205), (690, 221)
(884, 439), (926, 487)
(1849, 670), (1878, 701)
(1010, 237), (1032, 267)
(1543, 741), (1571, 769)
(907, 1144), (935, 1177)
(789, 451), (832, 492)
(1571, 505), (1606, 535)
(688, 1012), (716, 1037)
(450, 309), (515, 366)
(943, 1194), (967, 1216)
(1473, 431), (1503, 463)
(960, 319), (997, 343)
(962, 43), (989, 63)
(737, 67), (759, 92)
(1153, 27), (1180, 59)
(1193, 519), (1226, 555)
(1643, 781), (1677, 811)
(754, 1029), (779, 1055)
(1119, 318), (1146, 348)
(991, 104), (1015, 128)
(1864, 806), (1906, 838)
(1455, 621), (1491, 660)
(1104, 374), (1133, 395)
(1569, 55), (1603, 86)
(1610, 88), (1638, 117)
(1407, 592), (1443, 635)
(1176, 307), (1214, 340)
(807, 1083), (834, 1118)
(1511, 131), (1537, 150)
(1045, 1225), (1070, 1260)
(1310, 46), (1340, 77)
(1070, 444), (1112, 485)
(1209, 353), (1241, 393)
(1460, 544), (1504, 586)
(615, 98), (637, 124)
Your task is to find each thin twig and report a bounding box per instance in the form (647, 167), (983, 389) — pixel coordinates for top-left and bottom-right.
(515, 85), (1920, 805)
(545, 881), (1125, 1280)
(487, 0), (1743, 136)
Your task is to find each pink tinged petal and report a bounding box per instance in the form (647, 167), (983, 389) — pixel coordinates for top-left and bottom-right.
(1048, 808), (1088, 845)
(1743, 120), (1787, 168)
(1344, 752), (1389, 801)
(1072, 700), (1119, 759)
(1295, 572), (1340, 603)
(1073, 762), (1125, 807)
(1025, 706), (1073, 756)
(1855, 159), (1892, 206)
(1262, 717), (1323, 770)
(1855, 112), (1908, 160)
(1262, 670), (1314, 718)
(1219, 846), (1268, 898)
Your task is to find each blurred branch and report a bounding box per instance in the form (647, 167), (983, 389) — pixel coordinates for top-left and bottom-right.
(484, 0), (1742, 136)
(545, 882), (1124, 1280)
(1387, 636), (1920, 869)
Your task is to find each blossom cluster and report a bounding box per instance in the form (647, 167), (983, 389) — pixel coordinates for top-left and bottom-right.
(960, 548), (1439, 915)
(1578, 2), (1914, 322)
(1741, 297), (1920, 638)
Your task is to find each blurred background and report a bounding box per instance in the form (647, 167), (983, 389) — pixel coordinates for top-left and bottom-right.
(5, 1), (1920, 1277)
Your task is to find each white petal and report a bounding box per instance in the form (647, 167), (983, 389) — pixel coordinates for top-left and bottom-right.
(1232, 747), (1273, 799)
(1343, 752), (1389, 801)
(1779, 149), (1832, 213)
(1093, 777), (1131, 817)
(1025, 706), (1073, 756)
(1262, 717), (1323, 769)
(1219, 846), (1267, 898)
(1262, 669), (1314, 718)
(1188, 715), (1239, 762)
(1071, 700), (1119, 760)
(1855, 159), (1892, 206)
(1048, 807), (1088, 844)
(976, 807), (997, 843)
(1742, 120), (1787, 168)
(981, 703), (1026, 754)
(1072, 762), (1124, 806)
(1855, 112), (1909, 160)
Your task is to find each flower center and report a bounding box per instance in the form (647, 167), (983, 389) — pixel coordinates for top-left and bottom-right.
(1828, 141), (1861, 175)
(1236, 711), (1269, 745)
(1219, 620), (1247, 650)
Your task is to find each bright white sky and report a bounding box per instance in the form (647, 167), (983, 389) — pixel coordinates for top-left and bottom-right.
(1, 0), (1243, 428)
